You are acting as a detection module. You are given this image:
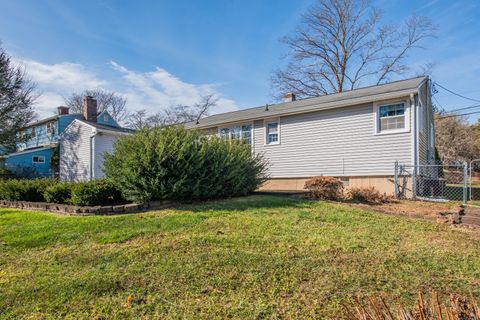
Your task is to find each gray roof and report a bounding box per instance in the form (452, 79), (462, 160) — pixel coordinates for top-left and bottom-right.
(186, 76), (427, 129)
(78, 120), (135, 134)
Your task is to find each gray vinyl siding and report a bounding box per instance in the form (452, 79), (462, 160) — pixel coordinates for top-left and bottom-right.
(417, 81), (435, 165)
(59, 121), (93, 182)
(253, 102), (412, 178)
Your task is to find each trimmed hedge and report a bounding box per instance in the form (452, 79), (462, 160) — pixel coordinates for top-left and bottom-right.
(70, 180), (124, 206)
(43, 182), (72, 204)
(104, 126), (268, 203)
(0, 179), (125, 206)
(0, 179), (56, 202)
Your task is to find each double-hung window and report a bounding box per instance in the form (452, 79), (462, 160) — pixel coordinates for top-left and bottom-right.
(378, 103), (406, 132)
(266, 121), (279, 144)
(46, 122), (55, 135)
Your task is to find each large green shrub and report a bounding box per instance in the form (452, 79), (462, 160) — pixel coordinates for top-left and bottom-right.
(70, 179), (124, 206)
(0, 179), (56, 202)
(43, 182), (72, 204)
(104, 126), (268, 203)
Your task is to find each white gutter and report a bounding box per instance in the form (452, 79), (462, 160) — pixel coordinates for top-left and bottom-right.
(89, 130), (97, 180)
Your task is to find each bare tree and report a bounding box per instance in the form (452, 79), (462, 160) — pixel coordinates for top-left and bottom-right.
(272, 0), (436, 98)
(125, 109), (165, 129)
(0, 45), (36, 152)
(126, 94), (218, 129)
(64, 89), (128, 123)
(164, 94), (218, 125)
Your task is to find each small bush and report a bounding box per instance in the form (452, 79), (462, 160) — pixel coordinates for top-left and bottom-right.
(0, 167), (15, 180)
(104, 126), (268, 203)
(70, 179), (124, 206)
(43, 183), (72, 204)
(304, 176), (343, 200)
(0, 179), (56, 202)
(344, 186), (390, 204)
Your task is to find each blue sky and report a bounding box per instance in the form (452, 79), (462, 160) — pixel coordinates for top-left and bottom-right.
(0, 0), (479, 121)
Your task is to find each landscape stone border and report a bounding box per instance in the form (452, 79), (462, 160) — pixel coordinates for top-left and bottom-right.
(0, 200), (173, 216)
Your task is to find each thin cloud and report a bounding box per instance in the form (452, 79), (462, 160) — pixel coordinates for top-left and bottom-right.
(12, 57), (237, 119)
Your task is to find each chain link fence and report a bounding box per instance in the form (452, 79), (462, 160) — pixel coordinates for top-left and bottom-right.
(470, 159), (480, 204)
(394, 162), (468, 203)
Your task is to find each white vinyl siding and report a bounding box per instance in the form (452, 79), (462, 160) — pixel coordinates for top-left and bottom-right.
(253, 102), (412, 178)
(59, 121), (93, 182)
(93, 133), (119, 179)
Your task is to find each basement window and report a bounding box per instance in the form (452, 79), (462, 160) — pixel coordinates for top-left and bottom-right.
(32, 156), (45, 164)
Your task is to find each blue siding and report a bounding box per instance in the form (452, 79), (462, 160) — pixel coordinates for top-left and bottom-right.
(17, 114), (82, 151)
(6, 148), (54, 178)
(97, 111), (119, 127)
(58, 114), (83, 133)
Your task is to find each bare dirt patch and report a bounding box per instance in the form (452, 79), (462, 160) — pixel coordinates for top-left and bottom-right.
(344, 200), (461, 223)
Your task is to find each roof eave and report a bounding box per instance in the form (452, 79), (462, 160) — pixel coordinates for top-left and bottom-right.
(190, 88), (418, 130)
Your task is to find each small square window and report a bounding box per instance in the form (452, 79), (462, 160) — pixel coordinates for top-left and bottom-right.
(266, 122), (279, 144)
(32, 156), (45, 164)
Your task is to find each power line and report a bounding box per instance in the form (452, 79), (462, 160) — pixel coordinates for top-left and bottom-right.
(437, 110), (480, 119)
(434, 82), (480, 103)
(439, 103), (480, 115)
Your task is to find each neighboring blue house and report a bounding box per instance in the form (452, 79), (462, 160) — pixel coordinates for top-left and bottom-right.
(5, 96), (123, 178)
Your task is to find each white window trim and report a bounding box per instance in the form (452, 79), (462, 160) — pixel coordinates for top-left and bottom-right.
(373, 100), (410, 135)
(264, 117), (281, 145)
(46, 121), (56, 135)
(217, 121), (254, 149)
(32, 155), (45, 164)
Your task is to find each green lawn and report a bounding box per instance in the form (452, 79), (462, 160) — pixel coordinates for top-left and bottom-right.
(1, 195), (480, 319)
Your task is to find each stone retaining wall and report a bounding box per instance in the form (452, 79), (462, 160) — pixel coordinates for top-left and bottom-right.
(0, 200), (173, 216)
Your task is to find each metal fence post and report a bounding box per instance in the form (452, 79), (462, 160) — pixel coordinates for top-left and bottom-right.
(411, 164), (417, 200)
(394, 161), (399, 198)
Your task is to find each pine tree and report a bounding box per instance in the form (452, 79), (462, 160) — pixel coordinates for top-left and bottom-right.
(0, 45), (36, 152)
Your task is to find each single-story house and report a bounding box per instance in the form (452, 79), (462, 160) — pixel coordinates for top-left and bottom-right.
(185, 76), (435, 194)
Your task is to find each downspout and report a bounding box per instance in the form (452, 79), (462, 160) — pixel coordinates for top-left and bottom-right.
(410, 92), (417, 198)
(89, 130), (97, 181)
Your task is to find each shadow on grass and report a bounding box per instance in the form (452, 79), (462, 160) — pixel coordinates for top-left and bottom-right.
(174, 194), (311, 213)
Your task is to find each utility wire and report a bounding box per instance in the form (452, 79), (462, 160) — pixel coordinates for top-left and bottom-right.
(434, 82), (480, 103)
(444, 103), (480, 113)
(437, 110), (480, 119)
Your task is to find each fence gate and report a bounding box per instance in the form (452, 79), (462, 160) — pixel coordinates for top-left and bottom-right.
(394, 162), (468, 203)
(470, 159), (480, 202)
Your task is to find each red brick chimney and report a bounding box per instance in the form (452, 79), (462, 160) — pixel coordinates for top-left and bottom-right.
(83, 96), (97, 122)
(57, 106), (70, 115)
(283, 92), (296, 103)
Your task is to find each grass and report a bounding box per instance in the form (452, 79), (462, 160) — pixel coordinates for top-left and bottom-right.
(1, 195), (480, 319)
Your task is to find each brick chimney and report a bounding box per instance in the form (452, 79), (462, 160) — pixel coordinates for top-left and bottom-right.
(57, 106), (70, 115)
(83, 96), (97, 122)
(283, 92), (296, 103)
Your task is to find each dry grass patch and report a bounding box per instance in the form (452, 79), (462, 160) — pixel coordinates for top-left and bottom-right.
(0, 196), (480, 319)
